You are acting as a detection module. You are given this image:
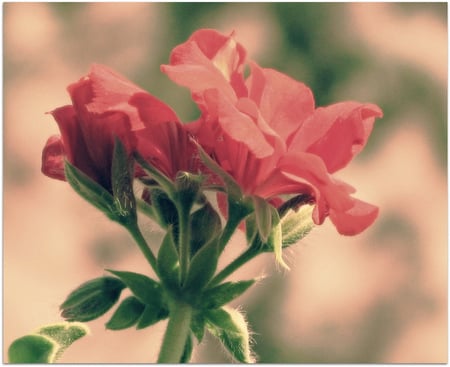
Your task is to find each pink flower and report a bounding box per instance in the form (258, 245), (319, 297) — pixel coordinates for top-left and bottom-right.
(162, 29), (383, 235)
(42, 64), (193, 191)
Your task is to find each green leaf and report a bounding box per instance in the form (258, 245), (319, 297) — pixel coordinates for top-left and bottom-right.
(184, 239), (219, 291)
(157, 231), (180, 289)
(105, 296), (146, 330)
(60, 277), (125, 322)
(107, 270), (163, 306)
(252, 196), (273, 243)
(190, 313), (206, 343)
(136, 304), (170, 329)
(180, 332), (193, 363)
(206, 307), (254, 363)
(281, 204), (315, 246)
(8, 334), (57, 363)
(111, 137), (137, 224)
(200, 280), (255, 310)
(9, 322), (89, 363)
(64, 161), (116, 219)
(190, 202), (222, 256)
(37, 322), (89, 361)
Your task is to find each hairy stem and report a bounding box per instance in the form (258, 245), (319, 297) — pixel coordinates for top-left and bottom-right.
(157, 300), (192, 363)
(126, 222), (159, 276)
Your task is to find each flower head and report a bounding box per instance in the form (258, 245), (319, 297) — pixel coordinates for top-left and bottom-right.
(162, 29), (382, 235)
(42, 64), (195, 192)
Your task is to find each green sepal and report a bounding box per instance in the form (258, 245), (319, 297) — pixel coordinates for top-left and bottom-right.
(133, 152), (176, 199)
(136, 304), (170, 329)
(195, 142), (243, 201)
(265, 207), (289, 269)
(205, 307), (254, 363)
(105, 296), (145, 330)
(157, 231), (180, 289)
(8, 334), (57, 363)
(60, 277), (125, 322)
(106, 269), (163, 306)
(111, 137), (137, 225)
(183, 239), (219, 291)
(199, 280), (255, 310)
(280, 204), (315, 246)
(190, 313), (206, 343)
(149, 188), (179, 231)
(64, 161), (116, 219)
(190, 202), (222, 256)
(180, 332), (194, 363)
(252, 196), (274, 243)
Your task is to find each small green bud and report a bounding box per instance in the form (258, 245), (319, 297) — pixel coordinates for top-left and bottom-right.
(60, 277), (125, 322)
(280, 204), (315, 246)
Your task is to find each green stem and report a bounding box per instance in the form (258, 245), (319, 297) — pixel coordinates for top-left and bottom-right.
(157, 300), (193, 363)
(177, 205), (191, 284)
(209, 245), (261, 287)
(126, 222), (159, 276)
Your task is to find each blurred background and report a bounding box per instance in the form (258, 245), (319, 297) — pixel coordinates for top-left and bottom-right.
(3, 2), (447, 363)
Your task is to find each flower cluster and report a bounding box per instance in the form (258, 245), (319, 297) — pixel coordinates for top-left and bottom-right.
(33, 28), (383, 364)
(43, 28), (382, 236)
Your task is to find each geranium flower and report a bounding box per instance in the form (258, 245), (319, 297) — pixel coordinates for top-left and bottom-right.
(42, 64), (193, 192)
(162, 29), (382, 235)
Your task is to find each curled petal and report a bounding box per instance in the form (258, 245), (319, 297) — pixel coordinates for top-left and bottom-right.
(329, 198), (379, 236)
(41, 135), (66, 181)
(161, 29), (247, 105)
(247, 62), (315, 142)
(289, 102), (383, 173)
(278, 153), (378, 235)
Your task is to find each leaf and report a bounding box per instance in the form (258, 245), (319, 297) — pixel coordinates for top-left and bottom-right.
(105, 296), (146, 330)
(206, 307), (254, 363)
(190, 313), (206, 343)
(190, 202), (222, 256)
(111, 137), (137, 224)
(136, 304), (170, 329)
(60, 277), (125, 322)
(9, 322), (89, 363)
(183, 239), (219, 291)
(199, 280), (255, 310)
(180, 332), (193, 363)
(107, 269), (163, 306)
(8, 334), (57, 363)
(64, 161), (116, 219)
(157, 231), (180, 289)
(37, 322), (89, 361)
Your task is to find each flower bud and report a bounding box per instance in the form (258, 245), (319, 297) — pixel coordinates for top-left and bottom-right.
(60, 277), (125, 322)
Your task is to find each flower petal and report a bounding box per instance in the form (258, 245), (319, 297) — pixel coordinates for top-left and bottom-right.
(161, 29), (247, 106)
(329, 198), (379, 236)
(247, 62), (315, 142)
(129, 93), (196, 179)
(41, 135), (66, 181)
(289, 102), (383, 173)
(277, 152), (378, 235)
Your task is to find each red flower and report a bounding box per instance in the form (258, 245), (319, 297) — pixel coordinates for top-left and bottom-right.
(162, 29), (382, 235)
(42, 64), (193, 191)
